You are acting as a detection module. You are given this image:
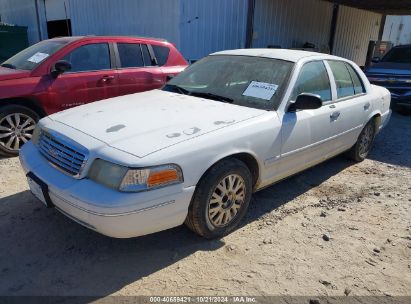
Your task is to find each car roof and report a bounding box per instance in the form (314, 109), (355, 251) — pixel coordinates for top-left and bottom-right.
(48, 35), (168, 43)
(211, 48), (337, 63)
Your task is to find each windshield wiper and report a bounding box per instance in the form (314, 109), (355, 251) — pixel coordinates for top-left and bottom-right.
(189, 91), (234, 103)
(164, 84), (190, 95)
(1, 63), (16, 69)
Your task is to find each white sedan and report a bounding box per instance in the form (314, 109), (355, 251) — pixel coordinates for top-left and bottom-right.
(19, 49), (391, 238)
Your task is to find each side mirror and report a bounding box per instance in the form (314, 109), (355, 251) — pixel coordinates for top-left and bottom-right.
(289, 93), (322, 112)
(52, 60), (71, 77)
(371, 56), (380, 63)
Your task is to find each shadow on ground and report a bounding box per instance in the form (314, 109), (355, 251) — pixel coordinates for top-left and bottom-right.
(0, 113), (407, 298)
(368, 112), (410, 168)
(0, 154), (353, 298)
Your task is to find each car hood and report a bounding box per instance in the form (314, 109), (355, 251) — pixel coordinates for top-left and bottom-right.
(0, 67), (30, 80)
(50, 90), (266, 158)
(366, 62), (411, 75)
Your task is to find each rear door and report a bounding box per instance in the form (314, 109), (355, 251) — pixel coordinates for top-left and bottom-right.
(115, 42), (165, 95)
(48, 42), (118, 112)
(326, 60), (372, 149)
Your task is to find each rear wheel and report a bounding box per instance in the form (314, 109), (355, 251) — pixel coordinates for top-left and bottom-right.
(345, 119), (375, 162)
(0, 105), (39, 157)
(185, 158), (252, 238)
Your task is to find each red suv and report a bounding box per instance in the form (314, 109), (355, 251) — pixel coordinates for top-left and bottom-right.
(0, 36), (188, 156)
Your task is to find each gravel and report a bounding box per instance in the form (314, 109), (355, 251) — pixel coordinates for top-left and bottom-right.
(0, 112), (410, 296)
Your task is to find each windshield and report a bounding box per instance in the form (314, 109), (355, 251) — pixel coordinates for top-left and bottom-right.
(381, 47), (411, 64)
(163, 55), (293, 110)
(1, 40), (69, 71)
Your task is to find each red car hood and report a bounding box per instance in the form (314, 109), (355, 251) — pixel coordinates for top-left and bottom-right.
(0, 67), (30, 81)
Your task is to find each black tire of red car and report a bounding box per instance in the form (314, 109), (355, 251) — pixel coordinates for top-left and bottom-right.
(345, 118), (376, 162)
(0, 105), (40, 157)
(185, 158), (252, 239)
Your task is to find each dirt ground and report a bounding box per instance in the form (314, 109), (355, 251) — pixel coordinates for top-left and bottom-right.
(0, 112), (410, 298)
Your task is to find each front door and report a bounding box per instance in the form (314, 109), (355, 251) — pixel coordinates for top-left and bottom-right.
(276, 60), (342, 179)
(46, 43), (118, 113)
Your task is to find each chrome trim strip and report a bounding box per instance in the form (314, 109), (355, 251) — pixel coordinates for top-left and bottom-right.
(38, 130), (89, 178)
(50, 191), (176, 217)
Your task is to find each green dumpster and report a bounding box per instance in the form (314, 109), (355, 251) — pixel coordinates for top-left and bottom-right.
(0, 24), (29, 63)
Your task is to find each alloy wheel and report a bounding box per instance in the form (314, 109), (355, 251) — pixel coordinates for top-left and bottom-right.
(0, 113), (36, 152)
(358, 123), (374, 158)
(207, 173), (246, 227)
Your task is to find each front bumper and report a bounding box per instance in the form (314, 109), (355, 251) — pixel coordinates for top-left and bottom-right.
(19, 142), (195, 238)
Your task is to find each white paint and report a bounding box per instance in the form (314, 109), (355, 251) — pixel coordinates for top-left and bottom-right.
(20, 50), (392, 238)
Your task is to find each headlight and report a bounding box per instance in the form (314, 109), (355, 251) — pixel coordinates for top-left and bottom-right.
(88, 159), (128, 189)
(88, 159), (183, 192)
(31, 125), (42, 145)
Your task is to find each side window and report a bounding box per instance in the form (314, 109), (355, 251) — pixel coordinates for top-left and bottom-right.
(63, 43), (110, 72)
(141, 44), (154, 66)
(152, 45), (170, 66)
(291, 61), (331, 101)
(117, 43), (144, 68)
(345, 63), (365, 94)
(328, 61), (355, 98)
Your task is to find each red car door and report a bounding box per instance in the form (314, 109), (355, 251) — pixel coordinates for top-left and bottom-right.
(47, 42), (118, 112)
(116, 43), (165, 95)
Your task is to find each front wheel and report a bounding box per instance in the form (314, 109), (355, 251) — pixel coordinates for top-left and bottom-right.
(185, 158), (252, 238)
(0, 105), (39, 157)
(345, 119), (375, 162)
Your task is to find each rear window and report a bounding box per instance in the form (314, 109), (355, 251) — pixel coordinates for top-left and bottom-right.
(141, 44), (154, 66)
(152, 45), (170, 66)
(345, 63), (365, 95)
(117, 43), (144, 68)
(328, 60), (355, 98)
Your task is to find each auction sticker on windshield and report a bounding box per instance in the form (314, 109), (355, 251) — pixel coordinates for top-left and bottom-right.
(27, 52), (49, 63)
(242, 81), (279, 100)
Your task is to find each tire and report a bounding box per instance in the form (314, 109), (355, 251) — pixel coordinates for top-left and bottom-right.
(345, 119), (376, 162)
(0, 105), (40, 157)
(185, 158), (253, 239)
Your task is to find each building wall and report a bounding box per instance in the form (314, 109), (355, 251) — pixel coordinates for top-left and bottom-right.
(179, 0), (248, 61)
(383, 15), (411, 46)
(252, 0), (333, 51)
(0, 0), (47, 44)
(68, 0), (181, 48)
(45, 0), (70, 21)
(332, 5), (381, 66)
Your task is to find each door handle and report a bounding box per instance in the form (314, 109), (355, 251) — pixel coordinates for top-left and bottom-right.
(364, 102), (370, 110)
(330, 111), (340, 120)
(101, 75), (115, 82)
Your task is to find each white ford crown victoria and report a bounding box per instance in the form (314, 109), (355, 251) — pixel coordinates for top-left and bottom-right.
(19, 49), (391, 238)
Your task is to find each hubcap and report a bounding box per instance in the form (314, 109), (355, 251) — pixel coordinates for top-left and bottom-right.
(358, 124), (373, 158)
(0, 113), (35, 152)
(208, 174), (246, 227)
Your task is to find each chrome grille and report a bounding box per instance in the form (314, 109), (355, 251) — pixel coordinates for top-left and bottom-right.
(38, 131), (87, 177)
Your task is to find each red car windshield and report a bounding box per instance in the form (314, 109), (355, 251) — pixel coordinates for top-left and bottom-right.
(1, 40), (69, 71)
